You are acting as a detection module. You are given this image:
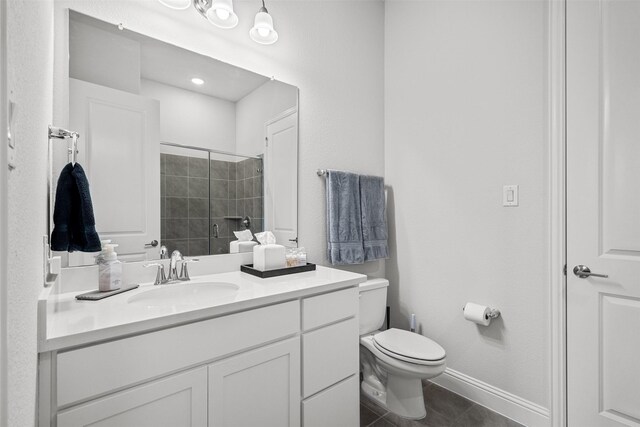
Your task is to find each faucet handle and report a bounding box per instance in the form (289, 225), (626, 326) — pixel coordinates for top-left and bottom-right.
(143, 262), (166, 285)
(180, 258), (199, 281)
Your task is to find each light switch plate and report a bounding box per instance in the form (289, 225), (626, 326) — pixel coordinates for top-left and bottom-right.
(503, 185), (519, 207)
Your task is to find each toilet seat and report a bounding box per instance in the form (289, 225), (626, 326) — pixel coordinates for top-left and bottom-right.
(373, 329), (446, 366)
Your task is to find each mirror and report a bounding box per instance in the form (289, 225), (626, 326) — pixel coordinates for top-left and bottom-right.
(52, 11), (299, 266)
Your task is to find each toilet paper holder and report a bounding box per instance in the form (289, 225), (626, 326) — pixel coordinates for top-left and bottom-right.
(462, 306), (501, 320)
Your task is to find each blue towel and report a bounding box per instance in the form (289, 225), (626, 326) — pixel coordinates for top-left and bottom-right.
(326, 170), (365, 265)
(360, 175), (389, 261)
(51, 163), (101, 253)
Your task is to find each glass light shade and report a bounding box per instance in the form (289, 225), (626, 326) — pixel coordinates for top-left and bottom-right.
(206, 0), (238, 29)
(158, 0), (191, 10)
(249, 10), (278, 45)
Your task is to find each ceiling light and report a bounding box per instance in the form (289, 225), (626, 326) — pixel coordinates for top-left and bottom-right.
(191, 77), (205, 85)
(205, 0), (238, 29)
(158, 0), (191, 10)
(249, 1), (278, 45)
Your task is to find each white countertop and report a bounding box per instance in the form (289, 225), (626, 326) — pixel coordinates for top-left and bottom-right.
(39, 266), (366, 352)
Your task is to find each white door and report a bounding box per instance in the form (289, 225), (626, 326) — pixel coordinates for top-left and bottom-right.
(208, 337), (301, 427)
(57, 367), (207, 427)
(69, 78), (160, 264)
(567, 0), (640, 425)
(265, 108), (298, 247)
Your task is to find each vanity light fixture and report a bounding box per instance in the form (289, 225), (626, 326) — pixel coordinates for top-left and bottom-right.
(159, 0), (279, 45)
(191, 77), (205, 85)
(249, 0), (278, 45)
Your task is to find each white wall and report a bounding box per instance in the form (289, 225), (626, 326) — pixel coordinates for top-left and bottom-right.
(236, 79), (298, 156)
(53, 0), (386, 278)
(6, 0), (54, 425)
(385, 0), (550, 414)
(140, 79), (237, 154)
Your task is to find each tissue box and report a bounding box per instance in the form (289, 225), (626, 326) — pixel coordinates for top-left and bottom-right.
(253, 244), (286, 271)
(230, 240), (258, 253)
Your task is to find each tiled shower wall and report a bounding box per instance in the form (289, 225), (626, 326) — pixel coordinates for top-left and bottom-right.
(161, 153), (264, 256)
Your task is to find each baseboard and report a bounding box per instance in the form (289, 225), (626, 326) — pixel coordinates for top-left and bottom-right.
(430, 368), (551, 427)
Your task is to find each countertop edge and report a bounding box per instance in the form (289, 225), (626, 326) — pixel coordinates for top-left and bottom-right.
(40, 273), (366, 353)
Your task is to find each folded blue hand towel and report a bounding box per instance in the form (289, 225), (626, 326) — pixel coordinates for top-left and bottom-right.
(326, 170), (365, 265)
(360, 175), (389, 261)
(51, 163), (101, 253)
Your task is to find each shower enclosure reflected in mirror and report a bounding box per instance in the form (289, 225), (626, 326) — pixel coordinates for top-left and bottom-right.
(52, 11), (299, 267)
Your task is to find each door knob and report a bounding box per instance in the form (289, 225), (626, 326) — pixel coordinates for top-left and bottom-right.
(573, 265), (608, 279)
(144, 240), (159, 248)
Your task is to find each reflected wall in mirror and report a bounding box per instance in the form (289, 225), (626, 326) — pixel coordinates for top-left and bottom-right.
(53, 11), (299, 266)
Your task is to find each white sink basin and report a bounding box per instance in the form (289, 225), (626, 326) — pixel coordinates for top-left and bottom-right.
(127, 282), (240, 308)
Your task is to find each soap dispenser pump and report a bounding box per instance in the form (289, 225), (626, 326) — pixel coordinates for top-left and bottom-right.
(98, 243), (122, 292)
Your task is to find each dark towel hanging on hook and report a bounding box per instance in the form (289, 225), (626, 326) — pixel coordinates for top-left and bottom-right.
(50, 163), (101, 253)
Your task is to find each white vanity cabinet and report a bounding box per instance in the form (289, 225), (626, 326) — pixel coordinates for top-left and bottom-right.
(39, 284), (361, 427)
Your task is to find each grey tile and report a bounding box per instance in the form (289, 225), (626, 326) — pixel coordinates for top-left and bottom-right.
(361, 392), (388, 418)
(166, 176), (188, 197)
(229, 162), (237, 180)
(210, 160), (229, 180)
(254, 198), (263, 218)
(451, 405), (523, 427)
(189, 218), (209, 239)
(211, 199), (229, 218)
(166, 197), (188, 219)
(165, 154), (188, 176)
(252, 218), (263, 233)
(189, 198), (208, 219)
(370, 417), (396, 427)
(211, 180), (229, 199)
(161, 197), (166, 219)
(423, 384), (474, 423)
(160, 154), (166, 175)
(161, 219), (166, 240)
(164, 239), (188, 256)
(244, 158), (254, 178)
(228, 200), (238, 217)
(165, 219), (188, 240)
(211, 237), (230, 255)
(188, 157), (209, 178)
(228, 180), (237, 199)
(160, 175), (166, 196)
(361, 404), (383, 427)
(236, 180), (245, 199)
(236, 199), (246, 217)
(237, 159), (246, 180)
(189, 178), (209, 198)
(383, 410), (451, 427)
(254, 176), (263, 197)
(188, 238), (209, 257)
(243, 179), (252, 198)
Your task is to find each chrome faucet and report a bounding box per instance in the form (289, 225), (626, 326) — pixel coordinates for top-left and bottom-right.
(143, 250), (199, 285)
(168, 250), (183, 281)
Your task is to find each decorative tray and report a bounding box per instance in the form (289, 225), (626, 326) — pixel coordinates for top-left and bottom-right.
(241, 263), (316, 278)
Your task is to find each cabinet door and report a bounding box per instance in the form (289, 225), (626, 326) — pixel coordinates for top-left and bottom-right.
(303, 375), (359, 427)
(209, 337), (301, 427)
(57, 367), (207, 427)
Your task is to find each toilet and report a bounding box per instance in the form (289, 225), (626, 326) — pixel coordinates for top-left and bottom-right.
(359, 278), (446, 420)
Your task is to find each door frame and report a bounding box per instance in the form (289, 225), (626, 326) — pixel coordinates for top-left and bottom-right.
(0, 0), (8, 423)
(549, 0), (567, 426)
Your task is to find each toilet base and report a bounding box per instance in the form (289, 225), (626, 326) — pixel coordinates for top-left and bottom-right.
(361, 377), (427, 420)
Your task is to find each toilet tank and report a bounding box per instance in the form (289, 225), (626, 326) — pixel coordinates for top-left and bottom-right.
(359, 278), (389, 335)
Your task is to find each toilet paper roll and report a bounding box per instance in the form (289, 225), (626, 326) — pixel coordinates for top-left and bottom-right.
(463, 302), (491, 326)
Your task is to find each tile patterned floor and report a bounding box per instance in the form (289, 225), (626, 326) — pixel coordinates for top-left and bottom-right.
(360, 381), (524, 427)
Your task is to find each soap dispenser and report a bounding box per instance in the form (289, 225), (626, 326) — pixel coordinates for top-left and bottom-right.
(98, 243), (122, 292)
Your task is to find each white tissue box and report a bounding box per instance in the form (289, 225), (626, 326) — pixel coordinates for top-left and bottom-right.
(253, 244), (286, 271)
(230, 240), (258, 253)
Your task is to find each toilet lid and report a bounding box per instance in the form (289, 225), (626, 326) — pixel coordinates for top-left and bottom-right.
(373, 329), (446, 363)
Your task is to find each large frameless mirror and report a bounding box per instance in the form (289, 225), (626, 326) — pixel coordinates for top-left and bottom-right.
(51, 11), (299, 267)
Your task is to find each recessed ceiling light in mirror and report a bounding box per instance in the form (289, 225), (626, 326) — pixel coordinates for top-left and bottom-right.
(191, 77), (205, 85)
(158, 0), (191, 10)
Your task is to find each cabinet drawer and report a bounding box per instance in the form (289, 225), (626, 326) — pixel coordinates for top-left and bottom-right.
(302, 375), (359, 427)
(57, 300), (299, 407)
(302, 287), (357, 331)
(302, 317), (359, 398)
(57, 367), (207, 427)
